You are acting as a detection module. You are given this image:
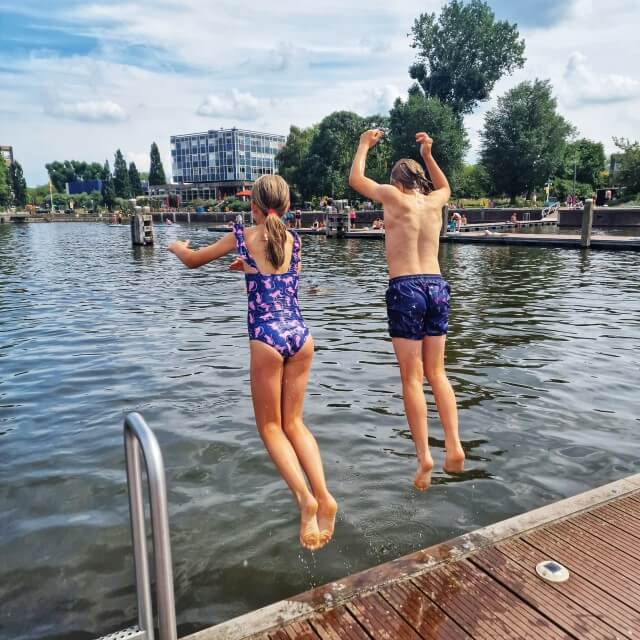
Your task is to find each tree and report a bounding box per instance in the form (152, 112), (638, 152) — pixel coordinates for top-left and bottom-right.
(45, 160), (104, 192)
(613, 138), (640, 194)
(480, 79), (575, 202)
(561, 139), (606, 189)
(113, 149), (130, 198)
(455, 164), (490, 199)
(149, 142), (166, 185)
(0, 159), (10, 207)
(389, 91), (468, 179)
(277, 125), (318, 201)
(101, 160), (116, 210)
(299, 111), (370, 199)
(409, 0), (526, 115)
(10, 161), (28, 207)
(128, 162), (143, 196)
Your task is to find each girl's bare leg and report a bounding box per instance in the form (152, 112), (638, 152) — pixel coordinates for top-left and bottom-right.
(392, 338), (433, 490)
(282, 338), (337, 547)
(250, 341), (320, 550)
(423, 335), (465, 473)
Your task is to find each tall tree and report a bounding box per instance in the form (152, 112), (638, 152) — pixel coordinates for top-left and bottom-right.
(0, 159), (10, 207)
(128, 162), (143, 196)
(561, 139), (606, 188)
(409, 0), (526, 115)
(101, 160), (116, 211)
(149, 142), (166, 185)
(45, 160), (105, 192)
(113, 149), (130, 198)
(389, 91), (468, 179)
(277, 125), (318, 200)
(10, 161), (28, 207)
(613, 138), (640, 194)
(456, 164), (491, 199)
(480, 79), (575, 202)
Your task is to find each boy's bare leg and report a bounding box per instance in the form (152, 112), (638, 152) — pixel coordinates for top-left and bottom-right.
(282, 338), (337, 547)
(423, 335), (465, 472)
(392, 338), (433, 490)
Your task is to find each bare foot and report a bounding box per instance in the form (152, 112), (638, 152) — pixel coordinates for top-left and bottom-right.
(414, 458), (434, 491)
(443, 446), (465, 474)
(299, 497), (320, 550)
(317, 495), (338, 548)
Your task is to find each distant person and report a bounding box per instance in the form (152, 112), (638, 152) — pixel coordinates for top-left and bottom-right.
(312, 218), (320, 230)
(451, 211), (462, 231)
(168, 175), (337, 550)
(295, 208), (302, 229)
(510, 212), (517, 224)
(349, 207), (357, 229)
(461, 214), (468, 226)
(349, 128), (465, 490)
(117, 213), (123, 225)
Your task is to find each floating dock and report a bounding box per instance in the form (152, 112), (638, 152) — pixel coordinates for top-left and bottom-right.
(442, 232), (640, 251)
(185, 473), (640, 640)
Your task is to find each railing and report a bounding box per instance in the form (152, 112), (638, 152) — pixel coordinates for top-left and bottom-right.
(98, 413), (177, 640)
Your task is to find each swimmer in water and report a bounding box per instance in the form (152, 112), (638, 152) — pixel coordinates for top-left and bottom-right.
(349, 129), (465, 490)
(168, 175), (337, 551)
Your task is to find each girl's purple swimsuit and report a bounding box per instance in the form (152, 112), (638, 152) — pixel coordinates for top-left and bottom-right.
(234, 223), (310, 359)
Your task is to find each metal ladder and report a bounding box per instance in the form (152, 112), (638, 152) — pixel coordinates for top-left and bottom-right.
(97, 412), (177, 640)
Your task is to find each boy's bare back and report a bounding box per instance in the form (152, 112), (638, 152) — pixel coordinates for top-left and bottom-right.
(383, 191), (444, 278)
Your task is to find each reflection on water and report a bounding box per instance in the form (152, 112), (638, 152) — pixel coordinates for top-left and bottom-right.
(1, 223), (639, 639)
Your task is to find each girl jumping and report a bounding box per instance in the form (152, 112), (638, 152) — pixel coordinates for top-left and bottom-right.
(168, 175), (337, 550)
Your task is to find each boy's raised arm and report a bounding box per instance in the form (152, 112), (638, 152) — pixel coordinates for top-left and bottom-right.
(349, 130), (401, 205)
(417, 132), (451, 203)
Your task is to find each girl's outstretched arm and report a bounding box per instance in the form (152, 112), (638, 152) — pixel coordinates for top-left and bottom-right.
(168, 232), (236, 269)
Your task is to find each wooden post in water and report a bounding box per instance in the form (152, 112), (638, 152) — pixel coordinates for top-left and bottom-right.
(440, 204), (449, 238)
(131, 212), (155, 246)
(581, 199), (594, 248)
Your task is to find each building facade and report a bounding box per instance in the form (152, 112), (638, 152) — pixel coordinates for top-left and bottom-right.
(170, 127), (285, 198)
(1, 145), (14, 167)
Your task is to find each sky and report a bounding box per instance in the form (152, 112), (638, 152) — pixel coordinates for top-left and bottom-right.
(1, 0), (639, 186)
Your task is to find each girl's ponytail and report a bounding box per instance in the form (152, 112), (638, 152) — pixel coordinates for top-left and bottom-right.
(251, 175), (291, 268)
(264, 212), (287, 268)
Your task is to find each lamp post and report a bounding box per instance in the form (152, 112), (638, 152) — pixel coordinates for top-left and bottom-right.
(572, 155), (577, 202)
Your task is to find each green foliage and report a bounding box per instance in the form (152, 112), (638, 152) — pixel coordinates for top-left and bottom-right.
(455, 164), (490, 198)
(277, 125), (318, 202)
(409, 0), (525, 114)
(149, 142), (166, 185)
(101, 160), (116, 211)
(389, 93), (468, 178)
(0, 159), (12, 207)
(552, 178), (593, 200)
(480, 79), (575, 201)
(113, 149), (130, 198)
(45, 160), (104, 192)
(128, 162), (143, 196)
(561, 139), (606, 188)
(613, 138), (640, 194)
(9, 161), (28, 207)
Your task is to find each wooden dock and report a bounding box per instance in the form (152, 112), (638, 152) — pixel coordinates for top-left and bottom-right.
(442, 232), (640, 250)
(185, 474), (640, 640)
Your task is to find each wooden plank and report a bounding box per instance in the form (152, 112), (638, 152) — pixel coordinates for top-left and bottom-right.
(569, 511), (640, 554)
(379, 580), (472, 640)
(346, 592), (423, 640)
(524, 528), (640, 606)
(309, 606), (371, 640)
(473, 544), (630, 639)
(542, 519), (640, 588)
(413, 561), (570, 639)
(590, 502), (640, 539)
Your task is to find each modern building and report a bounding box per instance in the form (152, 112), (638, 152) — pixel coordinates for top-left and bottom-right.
(170, 127), (286, 199)
(66, 179), (103, 195)
(1, 145), (14, 167)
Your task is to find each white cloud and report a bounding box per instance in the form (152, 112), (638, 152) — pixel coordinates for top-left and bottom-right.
(359, 84), (403, 116)
(125, 151), (149, 172)
(45, 99), (128, 122)
(562, 52), (640, 107)
(196, 89), (265, 121)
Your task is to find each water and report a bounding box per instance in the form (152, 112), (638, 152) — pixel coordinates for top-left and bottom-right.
(1, 222), (639, 639)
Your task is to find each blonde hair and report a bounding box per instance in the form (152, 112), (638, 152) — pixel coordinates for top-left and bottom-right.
(251, 174), (291, 268)
(390, 159), (434, 194)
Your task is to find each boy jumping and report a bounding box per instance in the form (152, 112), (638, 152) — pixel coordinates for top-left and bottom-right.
(349, 130), (465, 490)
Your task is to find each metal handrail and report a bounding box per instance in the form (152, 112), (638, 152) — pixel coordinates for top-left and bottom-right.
(124, 412), (177, 640)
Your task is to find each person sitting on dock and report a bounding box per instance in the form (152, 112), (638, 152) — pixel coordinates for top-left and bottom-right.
(372, 218), (384, 230)
(461, 213), (468, 226)
(451, 211), (462, 231)
(312, 218), (320, 230)
(510, 212), (518, 224)
(349, 129), (465, 490)
(167, 175), (337, 551)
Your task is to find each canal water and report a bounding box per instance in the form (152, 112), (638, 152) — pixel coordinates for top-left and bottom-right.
(1, 222), (639, 639)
